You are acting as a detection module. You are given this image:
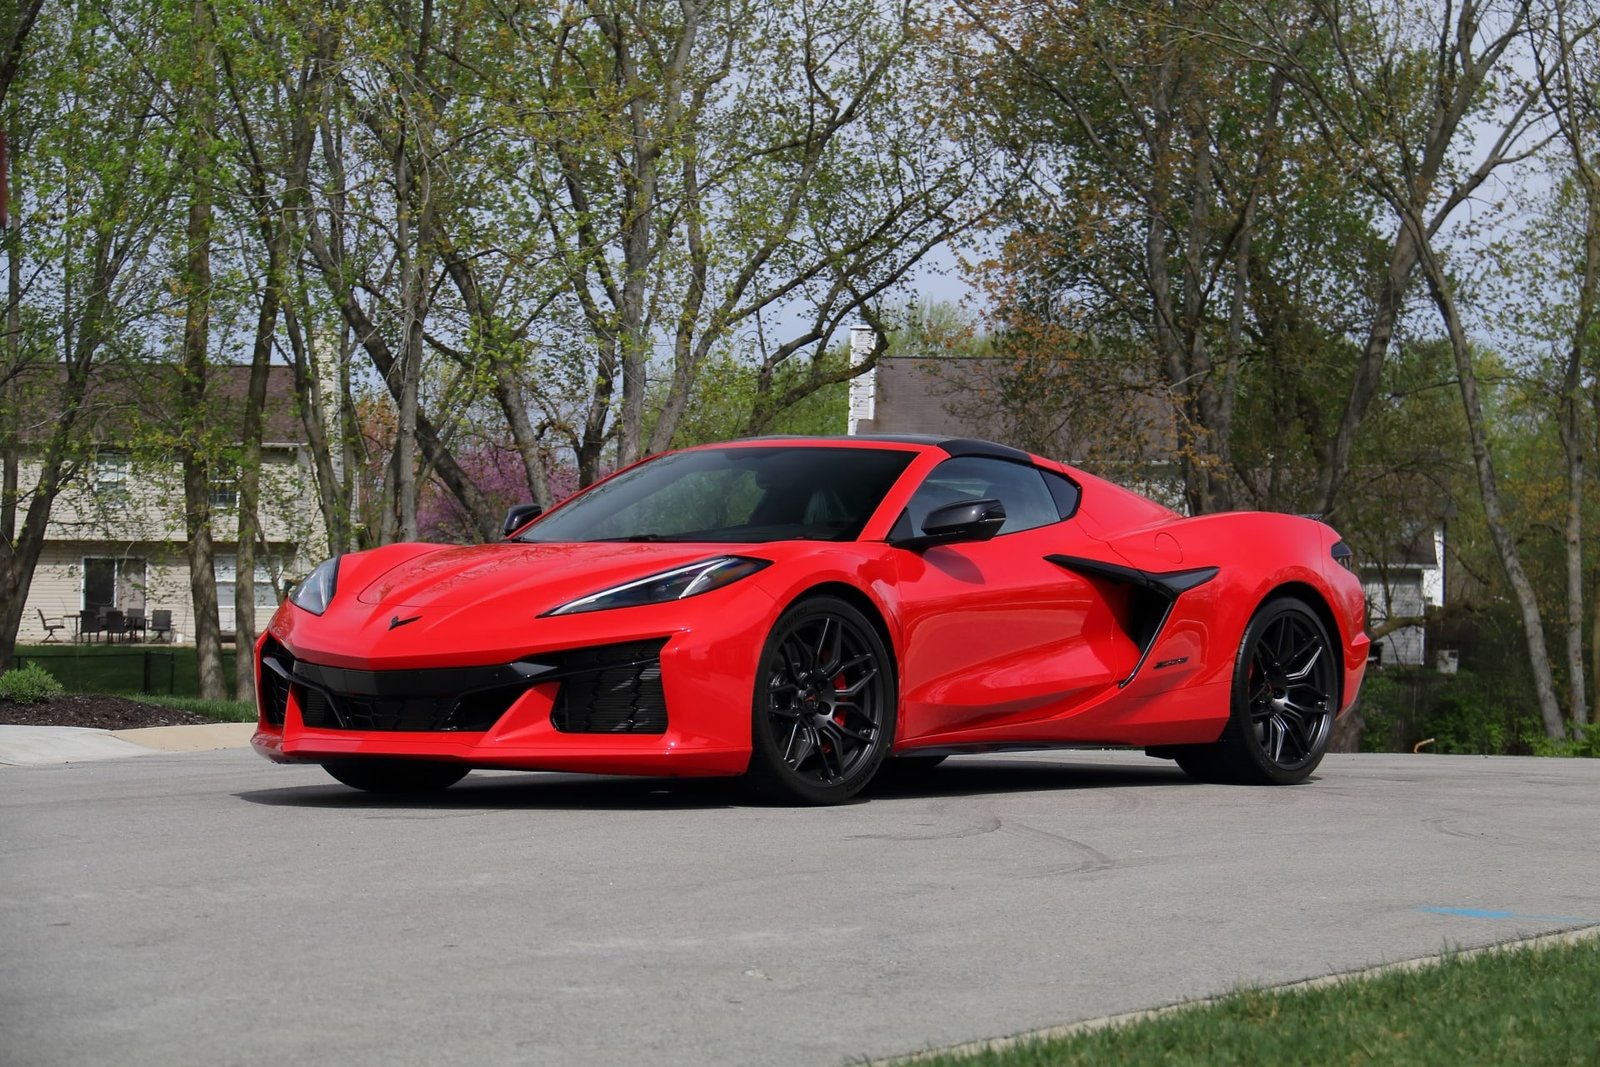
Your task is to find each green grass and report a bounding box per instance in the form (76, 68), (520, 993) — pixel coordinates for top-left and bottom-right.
(124, 694), (257, 722)
(911, 934), (1600, 1067)
(14, 644), (256, 722)
(16, 644), (239, 699)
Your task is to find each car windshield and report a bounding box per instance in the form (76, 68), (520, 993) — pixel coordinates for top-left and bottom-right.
(518, 446), (917, 543)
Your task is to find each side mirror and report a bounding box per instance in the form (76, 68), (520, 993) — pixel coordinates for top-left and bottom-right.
(891, 498), (1007, 551)
(502, 503), (543, 538)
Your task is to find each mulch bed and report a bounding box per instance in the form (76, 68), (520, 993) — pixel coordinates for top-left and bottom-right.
(0, 694), (215, 730)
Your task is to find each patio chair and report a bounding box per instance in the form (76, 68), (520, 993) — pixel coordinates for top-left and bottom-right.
(150, 609), (173, 643)
(124, 607), (147, 642)
(102, 609), (125, 643)
(36, 608), (65, 643)
(78, 609), (105, 644)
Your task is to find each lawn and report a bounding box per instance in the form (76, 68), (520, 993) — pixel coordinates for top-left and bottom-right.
(911, 933), (1600, 1067)
(16, 643), (241, 700)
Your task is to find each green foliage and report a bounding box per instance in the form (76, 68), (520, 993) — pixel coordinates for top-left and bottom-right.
(0, 663), (66, 704)
(1358, 667), (1549, 757)
(1527, 726), (1600, 759)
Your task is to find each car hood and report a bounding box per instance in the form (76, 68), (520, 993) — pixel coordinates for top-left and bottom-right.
(354, 540), (740, 614)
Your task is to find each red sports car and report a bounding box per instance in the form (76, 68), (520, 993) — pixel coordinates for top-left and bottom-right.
(253, 436), (1368, 804)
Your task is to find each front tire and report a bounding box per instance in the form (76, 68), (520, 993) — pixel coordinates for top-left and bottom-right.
(1175, 596), (1337, 785)
(322, 759), (470, 794)
(747, 596), (896, 805)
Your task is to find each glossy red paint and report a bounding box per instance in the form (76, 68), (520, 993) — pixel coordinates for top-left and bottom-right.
(253, 436), (1368, 790)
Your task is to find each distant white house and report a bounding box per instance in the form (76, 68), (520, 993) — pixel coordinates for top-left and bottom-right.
(1359, 524), (1445, 668)
(16, 364), (328, 644)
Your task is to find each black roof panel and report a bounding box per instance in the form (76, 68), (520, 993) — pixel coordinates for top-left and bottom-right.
(741, 433), (1033, 462)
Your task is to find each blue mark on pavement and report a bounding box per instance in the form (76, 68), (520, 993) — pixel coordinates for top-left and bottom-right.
(1419, 906), (1592, 924)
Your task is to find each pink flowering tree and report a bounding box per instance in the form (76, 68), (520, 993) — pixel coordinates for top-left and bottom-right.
(418, 448), (581, 544)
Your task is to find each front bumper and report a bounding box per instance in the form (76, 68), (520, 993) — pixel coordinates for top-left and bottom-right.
(250, 597), (773, 778)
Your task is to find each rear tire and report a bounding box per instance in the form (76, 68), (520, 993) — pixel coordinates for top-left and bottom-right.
(323, 759), (469, 794)
(1174, 596), (1338, 785)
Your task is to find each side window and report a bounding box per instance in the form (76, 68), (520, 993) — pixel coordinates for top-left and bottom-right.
(1042, 469), (1081, 518)
(905, 456), (1061, 536)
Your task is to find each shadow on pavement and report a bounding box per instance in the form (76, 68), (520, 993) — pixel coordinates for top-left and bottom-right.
(234, 753), (1196, 811)
(864, 756), (1194, 799)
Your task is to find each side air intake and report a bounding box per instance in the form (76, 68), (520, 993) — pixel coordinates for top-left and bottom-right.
(1044, 554), (1218, 688)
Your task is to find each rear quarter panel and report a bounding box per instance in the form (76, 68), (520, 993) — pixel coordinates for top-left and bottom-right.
(1099, 511), (1368, 714)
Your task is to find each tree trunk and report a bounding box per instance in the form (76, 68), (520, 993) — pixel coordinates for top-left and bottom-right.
(1417, 238), (1565, 740)
(392, 110), (422, 542)
(232, 241), (279, 704)
(283, 294), (350, 552)
(2, 133), (18, 549)
(1313, 233), (1419, 516)
(1557, 190), (1594, 728)
(178, 0), (225, 701)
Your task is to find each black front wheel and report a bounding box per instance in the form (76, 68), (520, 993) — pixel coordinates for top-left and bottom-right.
(746, 596), (896, 805)
(322, 759), (470, 794)
(1173, 596), (1337, 785)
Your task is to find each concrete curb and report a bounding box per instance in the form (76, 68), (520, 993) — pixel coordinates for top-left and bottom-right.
(111, 722), (256, 752)
(0, 722), (254, 767)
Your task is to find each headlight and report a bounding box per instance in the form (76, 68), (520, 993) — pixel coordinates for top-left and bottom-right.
(289, 556), (341, 615)
(543, 556), (770, 617)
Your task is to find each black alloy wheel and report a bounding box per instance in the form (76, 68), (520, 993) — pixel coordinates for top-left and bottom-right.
(747, 595), (896, 805)
(1174, 596), (1337, 785)
(322, 758), (470, 794)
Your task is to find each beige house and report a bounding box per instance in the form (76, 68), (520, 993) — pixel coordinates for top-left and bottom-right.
(16, 365), (329, 644)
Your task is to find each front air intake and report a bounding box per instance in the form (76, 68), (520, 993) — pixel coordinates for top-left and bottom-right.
(550, 639), (669, 734)
(258, 638), (294, 726)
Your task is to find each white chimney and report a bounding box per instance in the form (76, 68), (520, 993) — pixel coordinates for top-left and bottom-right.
(847, 324), (876, 435)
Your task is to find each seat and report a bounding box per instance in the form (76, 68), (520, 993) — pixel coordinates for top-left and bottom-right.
(150, 609), (173, 643)
(102, 609), (125, 643)
(124, 607), (148, 642)
(78, 610), (105, 644)
(36, 608), (65, 643)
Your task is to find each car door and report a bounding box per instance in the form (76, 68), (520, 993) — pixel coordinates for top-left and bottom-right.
(889, 456), (1142, 744)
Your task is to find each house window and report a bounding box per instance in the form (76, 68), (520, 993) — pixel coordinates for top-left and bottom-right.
(214, 554), (280, 615)
(82, 556), (147, 614)
(209, 480), (238, 510)
(93, 453), (129, 499)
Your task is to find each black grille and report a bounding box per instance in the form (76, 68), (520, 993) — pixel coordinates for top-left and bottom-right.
(259, 639), (293, 726)
(296, 686), (517, 732)
(286, 658), (555, 732)
(551, 640), (668, 734)
(263, 639), (670, 734)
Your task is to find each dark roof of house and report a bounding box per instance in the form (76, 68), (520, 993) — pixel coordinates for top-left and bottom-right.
(851, 356), (1177, 464)
(1382, 523), (1440, 568)
(851, 358), (1001, 441)
(10, 362), (308, 447)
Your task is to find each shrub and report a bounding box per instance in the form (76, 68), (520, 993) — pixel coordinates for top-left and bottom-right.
(1528, 724), (1600, 759)
(0, 662), (66, 704)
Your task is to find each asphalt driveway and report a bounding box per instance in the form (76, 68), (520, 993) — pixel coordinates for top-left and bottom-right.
(3, 749), (1596, 1065)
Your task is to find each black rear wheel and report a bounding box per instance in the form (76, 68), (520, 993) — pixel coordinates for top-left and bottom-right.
(746, 596), (895, 805)
(322, 759), (470, 794)
(1174, 596), (1337, 785)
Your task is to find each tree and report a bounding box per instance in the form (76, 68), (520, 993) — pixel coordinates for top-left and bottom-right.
(0, 1), (174, 672)
(1526, 0), (1600, 731)
(951, 0), (1380, 513)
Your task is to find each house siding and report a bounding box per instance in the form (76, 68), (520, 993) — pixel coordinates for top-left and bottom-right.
(15, 448), (327, 645)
